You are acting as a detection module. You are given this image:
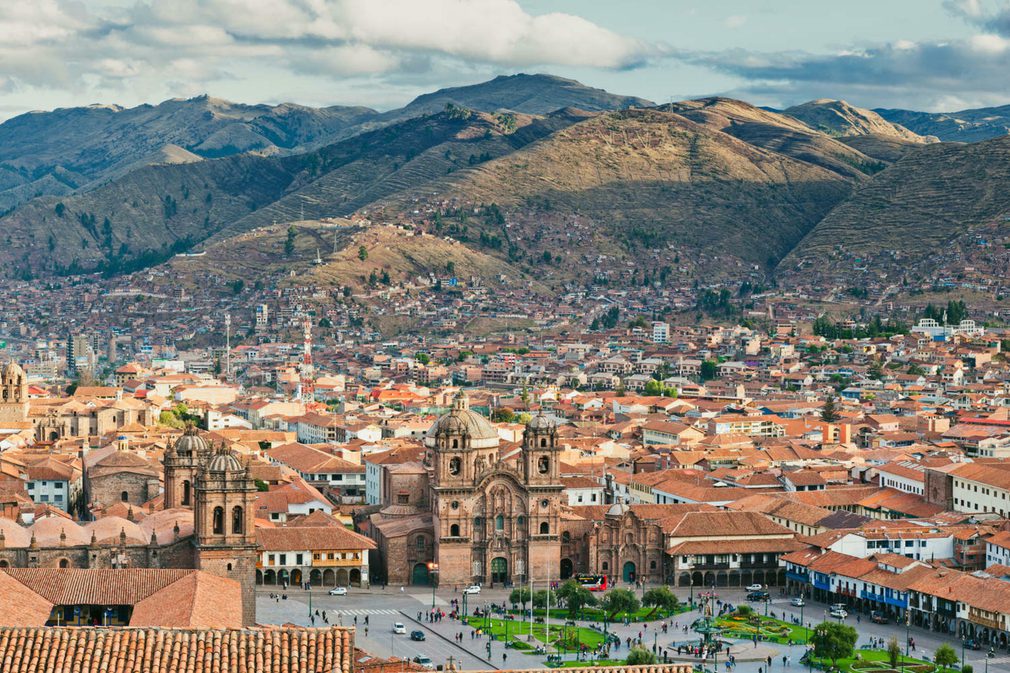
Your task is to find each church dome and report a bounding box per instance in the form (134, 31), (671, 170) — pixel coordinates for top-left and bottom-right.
(2, 361), (24, 379)
(206, 447), (245, 473)
(526, 412), (556, 432)
(172, 425), (209, 457)
(424, 391), (498, 450)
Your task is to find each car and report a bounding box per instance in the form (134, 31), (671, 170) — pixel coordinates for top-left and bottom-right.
(829, 608), (848, 619)
(830, 603), (847, 612)
(328, 587), (347, 596)
(870, 611), (889, 624)
(393, 622), (406, 634)
(746, 591), (770, 602)
(410, 630), (426, 641)
(412, 656), (434, 669)
(462, 585), (481, 594)
(790, 597), (805, 607)
(746, 583), (764, 592)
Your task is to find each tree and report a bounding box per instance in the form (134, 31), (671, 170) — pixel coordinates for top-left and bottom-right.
(532, 589), (557, 609)
(933, 644), (958, 672)
(700, 359), (718, 381)
(415, 352), (430, 365)
(357, 245), (368, 261)
(509, 586), (531, 610)
(887, 637), (901, 669)
(601, 588), (640, 618)
(492, 407), (515, 423)
(810, 622), (857, 669)
(626, 647), (658, 665)
(642, 586), (678, 614)
(556, 580), (596, 619)
(284, 226), (296, 256)
(821, 394), (841, 423)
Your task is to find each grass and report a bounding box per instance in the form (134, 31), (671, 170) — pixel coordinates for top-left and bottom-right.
(716, 614), (808, 645)
(462, 616), (607, 653)
(807, 648), (935, 673)
(514, 604), (686, 623)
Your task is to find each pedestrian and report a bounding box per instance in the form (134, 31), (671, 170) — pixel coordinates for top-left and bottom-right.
(502, 653), (507, 665)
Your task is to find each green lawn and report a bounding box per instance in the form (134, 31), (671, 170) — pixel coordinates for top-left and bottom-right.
(513, 604), (686, 623)
(807, 648), (935, 673)
(716, 614), (808, 645)
(462, 616), (607, 653)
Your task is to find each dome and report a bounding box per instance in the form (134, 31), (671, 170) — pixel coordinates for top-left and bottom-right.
(84, 516), (148, 545)
(0, 518), (33, 548)
(2, 360), (24, 382)
(173, 425), (210, 457)
(29, 517), (91, 546)
(526, 412), (557, 432)
(424, 391), (499, 450)
(206, 447), (244, 473)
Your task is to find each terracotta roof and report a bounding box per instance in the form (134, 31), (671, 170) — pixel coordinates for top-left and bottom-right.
(257, 526), (376, 551)
(0, 625), (353, 673)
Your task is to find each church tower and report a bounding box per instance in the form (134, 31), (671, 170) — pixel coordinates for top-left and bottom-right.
(194, 443), (258, 625)
(522, 410), (563, 583)
(0, 361), (29, 425)
(164, 425), (207, 509)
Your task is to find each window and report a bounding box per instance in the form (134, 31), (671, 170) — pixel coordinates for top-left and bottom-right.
(182, 480), (191, 506)
(268, 554), (275, 566)
(296, 553), (304, 565)
(213, 507), (224, 534)
(121, 491), (129, 502)
(232, 506), (244, 534)
(397, 494), (409, 505)
(540, 522), (549, 535)
(474, 517), (483, 528)
(416, 536), (426, 550)
(451, 500), (459, 510)
(58, 559), (69, 568)
(517, 515), (525, 528)
(540, 438), (548, 448)
(561, 531), (571, 543)
(449, 457), (461, 475)
(602, 561), (609, 571)
(538, 456), (550, 474)
(650, 560), (657, 570)
(450, 524), (460, 536)
(452, 439), (459, 449)
(495, 515), (504, 530)
(54, 482), (63, 489)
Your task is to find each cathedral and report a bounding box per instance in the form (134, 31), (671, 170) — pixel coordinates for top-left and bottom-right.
(370, 392), (564, 587)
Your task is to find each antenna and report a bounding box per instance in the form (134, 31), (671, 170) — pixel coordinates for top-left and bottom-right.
(224, 313), (232, 381)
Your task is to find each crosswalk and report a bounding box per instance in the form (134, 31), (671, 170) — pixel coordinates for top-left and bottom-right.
(330, 609), (400, 616)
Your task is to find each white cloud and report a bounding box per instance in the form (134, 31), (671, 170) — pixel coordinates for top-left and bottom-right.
(724, 15), (747, 30)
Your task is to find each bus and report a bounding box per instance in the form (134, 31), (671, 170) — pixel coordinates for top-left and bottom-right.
(575, 574), (608, 592)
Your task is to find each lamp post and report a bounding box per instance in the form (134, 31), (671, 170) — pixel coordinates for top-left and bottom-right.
(690, 577), (694, 608)
(799, 602), (805, 643)
(462, 590), (468, 618)
(427, 562), (439, 611)
(305, 566), (313, 622)
(961, 638), (966, 673)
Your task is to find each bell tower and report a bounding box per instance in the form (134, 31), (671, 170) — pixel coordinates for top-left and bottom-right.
(0, 361), (29, 425)
(194, 443), (258, 625)
(521, 409), (563, 583)
(164, 425), (207, 509)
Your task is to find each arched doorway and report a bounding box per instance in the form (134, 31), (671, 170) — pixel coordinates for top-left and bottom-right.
(264, 569), (276, 585)
(491, 557), (508, 584)
(560, 558), (574, 579)
(323, 569), (335, 586)
(678, 572), (691, 587)
(278, 569), (290, 587)
(350, 569), (362, 586)
(310, 569), (322, 586)
(256, 570), (264, 585)
(622, 561), (636, 583)
(291, 569), (303, 586)
(337, 569), (349, 586)
(411, 563), (430, 586)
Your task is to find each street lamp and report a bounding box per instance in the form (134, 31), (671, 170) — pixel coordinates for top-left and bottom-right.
(305, 565), (313, 622)
(799, 602), (805, 644)
(427, 562), (439, 611)
(690, 577), (694, 608)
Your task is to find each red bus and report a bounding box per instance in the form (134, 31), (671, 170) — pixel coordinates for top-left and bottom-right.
(575, 574), (608, 591)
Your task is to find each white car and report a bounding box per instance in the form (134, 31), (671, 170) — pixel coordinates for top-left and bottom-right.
(393, 622), (407, 634)
(328, 587), (347, 596)
(829, 608), (848, 619)
(745, 584), (764, 592)
(462, 585), (481, 595)
(790, 597), (805, 607)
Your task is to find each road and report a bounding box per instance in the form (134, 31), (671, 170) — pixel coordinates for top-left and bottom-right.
(257, 585), (1010, 672)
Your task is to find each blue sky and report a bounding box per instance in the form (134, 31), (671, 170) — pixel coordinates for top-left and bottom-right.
(1, 0), (1007, 119)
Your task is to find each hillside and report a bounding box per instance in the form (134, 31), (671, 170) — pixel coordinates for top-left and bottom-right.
(391, 74), (653, 117)
(875, 104), (1010, 143)
(0, 97), (378, 211)
(384, 108), (854, 274)
(784, 99), (933, 143)
(661, 97), (885, 179)
(783, 136), (1010, 268)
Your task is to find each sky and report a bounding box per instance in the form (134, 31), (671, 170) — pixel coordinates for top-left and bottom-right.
(2, 0), (1009, 119)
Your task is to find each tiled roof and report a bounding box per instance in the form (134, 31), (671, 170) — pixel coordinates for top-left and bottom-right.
(257, 526), (376, 552)
(0, 625), (353, 673)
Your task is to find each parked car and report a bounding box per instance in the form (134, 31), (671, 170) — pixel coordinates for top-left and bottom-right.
(328, 587), (347, 596)
(830, 603), (847, 612)
(746, 591), (770, 602)
(393, 622), (406, 634)
(745, 583), (764, 592)
(410, 630), (426, 641)
(870, 611), (889, 624)
(413, 655), (434, 669)
(829, 608), (848, 619)
(462, 585), (481, 594)
(790, 597), (805, 607)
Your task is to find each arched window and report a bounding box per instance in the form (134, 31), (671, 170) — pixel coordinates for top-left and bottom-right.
(0, 560), (9, 568)
(416, 536), (426, 550)
(227, 563), (233, 571)
(540, 521), (549, 535)
(538, 456), (550, 474)
(232, 506), (244, 534)
(561, 531), (571, 543)
(449, 457), (461, 475)
(182, 480), (191, 506)
(517, 515), (525, 528)
(120, 491), (129, 502)
(450, 524), (460, 536)
(602, 561), (609, 571)
(540, 437), (547, 448)
(474, 516), (483, 528)
(58, 559), (69, 568)
(650, 560), (657, 570)
(495, 515), (504, 531)
(212, 507), (224, 534)
(452, 438), (459, 449)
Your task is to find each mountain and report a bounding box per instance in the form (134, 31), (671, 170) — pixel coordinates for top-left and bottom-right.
(390, 74), (653, 117)
(380, 108), (854, 274)
(784, 99), (932, 142)
(661, 97), (887, 179)
(783, 135), (1010, 274)
(0, 108), (581, 277)
(0, 97), (379, 212)
(876, 104), (1010, 143)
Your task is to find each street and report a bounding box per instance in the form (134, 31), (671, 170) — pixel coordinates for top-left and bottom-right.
(256, 585), (1010, 672)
